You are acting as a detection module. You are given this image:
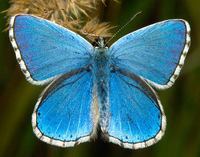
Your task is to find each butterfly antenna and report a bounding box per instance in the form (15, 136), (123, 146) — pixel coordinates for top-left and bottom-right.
(106, 11), (142, 46)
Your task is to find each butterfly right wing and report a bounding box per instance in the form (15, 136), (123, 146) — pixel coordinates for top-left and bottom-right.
(32, 68), (97, 147)
(104, 67), (166, 149)
(9, 14), (93, 85)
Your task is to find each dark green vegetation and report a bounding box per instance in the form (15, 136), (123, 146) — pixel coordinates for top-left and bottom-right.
(0, 0), (200, 157)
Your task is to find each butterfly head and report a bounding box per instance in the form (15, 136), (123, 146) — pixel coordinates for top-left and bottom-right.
(93, 37), (108, 49)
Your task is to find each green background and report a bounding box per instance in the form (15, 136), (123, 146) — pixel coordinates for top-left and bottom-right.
(0, 0), (200, 157)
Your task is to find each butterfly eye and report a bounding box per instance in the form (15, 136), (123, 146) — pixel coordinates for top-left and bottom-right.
(85, 65), (92, 72)
(110, 65), (116, 73)
(92, 38), (99, 47)
(92, 37), (108, 48)
(86, 68), (91, 72)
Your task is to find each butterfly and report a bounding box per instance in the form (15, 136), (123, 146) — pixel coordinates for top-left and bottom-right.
(9, 14), (191, 149)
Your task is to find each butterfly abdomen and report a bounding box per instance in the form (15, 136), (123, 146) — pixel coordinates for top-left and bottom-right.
(93, 48), (110, 132)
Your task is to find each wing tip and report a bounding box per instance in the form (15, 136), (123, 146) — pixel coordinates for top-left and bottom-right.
(165, 19), (191, 89)
(147, 19), (191, 90)
(9, 15), (54, 86)
(9, 15), (31, 82)
(9, 14), (35, 84)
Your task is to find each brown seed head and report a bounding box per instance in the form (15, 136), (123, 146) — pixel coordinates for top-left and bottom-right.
(7, 0), (116, 42)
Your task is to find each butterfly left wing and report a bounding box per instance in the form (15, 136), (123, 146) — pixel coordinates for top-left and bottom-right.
(9, 14), (93, 85)
(104, 68), (166, 149)
(109, 20), (191, 89)
(32, 68), (97, 147)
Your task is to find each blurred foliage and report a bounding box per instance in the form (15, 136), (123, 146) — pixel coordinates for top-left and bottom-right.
(0, 0), (200, 157)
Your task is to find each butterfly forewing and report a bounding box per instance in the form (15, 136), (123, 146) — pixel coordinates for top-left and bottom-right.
(9, 14), (93, 85)
(109, 20), (191, 89)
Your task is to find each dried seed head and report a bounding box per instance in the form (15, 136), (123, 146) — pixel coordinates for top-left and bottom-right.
(81, 18), (115, 42)
(7, 0), (31, 15)
(7, 0), (116, 42)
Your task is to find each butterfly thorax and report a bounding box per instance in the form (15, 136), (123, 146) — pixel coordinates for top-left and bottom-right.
(92, 45), (110, 132)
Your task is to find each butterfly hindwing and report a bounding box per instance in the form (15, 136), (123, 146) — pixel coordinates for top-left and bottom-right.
(109, 20), (191, 89)
(105, 68), (166, 149)
(32, 68), (96, 147)
(9, 14), (93, 85)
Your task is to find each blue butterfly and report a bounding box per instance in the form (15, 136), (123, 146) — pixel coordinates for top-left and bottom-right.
(9, 14), (191, 149)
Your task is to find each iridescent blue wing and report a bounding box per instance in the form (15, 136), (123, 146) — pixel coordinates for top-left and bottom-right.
(32, 68), (97, 147)
(105, 68), (166, 149)
(109, 20), (191, 89)
(9, 14), (93, 85)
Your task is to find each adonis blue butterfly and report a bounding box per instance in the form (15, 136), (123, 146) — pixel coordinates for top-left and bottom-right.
(9, 14), (191, 149)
